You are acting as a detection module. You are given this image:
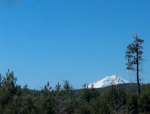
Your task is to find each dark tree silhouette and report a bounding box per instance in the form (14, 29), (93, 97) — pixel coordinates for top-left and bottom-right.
(126, 33), (144, 94)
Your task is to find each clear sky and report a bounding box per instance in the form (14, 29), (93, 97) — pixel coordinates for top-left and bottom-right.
(0, 0), (150, 89)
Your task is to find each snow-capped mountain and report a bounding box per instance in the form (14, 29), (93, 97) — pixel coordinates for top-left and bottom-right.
(88, 75), (128, 88)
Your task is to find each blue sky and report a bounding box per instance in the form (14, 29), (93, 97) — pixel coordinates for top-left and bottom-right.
(0, 0), (150, 89)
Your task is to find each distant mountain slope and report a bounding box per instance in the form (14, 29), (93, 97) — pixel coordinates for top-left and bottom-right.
(88, 75), (128, 88)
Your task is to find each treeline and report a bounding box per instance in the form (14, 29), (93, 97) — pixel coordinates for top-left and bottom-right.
(0, 71), (150, 114)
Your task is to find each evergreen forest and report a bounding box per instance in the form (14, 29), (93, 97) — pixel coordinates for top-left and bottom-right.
(0, 70), (150, 114)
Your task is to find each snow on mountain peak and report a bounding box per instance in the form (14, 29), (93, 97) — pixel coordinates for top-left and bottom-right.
(88, 75), (128, 88)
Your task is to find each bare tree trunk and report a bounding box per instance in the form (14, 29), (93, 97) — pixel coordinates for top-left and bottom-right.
(136, 46), (140, 94)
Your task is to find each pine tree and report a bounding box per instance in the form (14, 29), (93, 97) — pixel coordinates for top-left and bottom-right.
(126, 33), (144, 94)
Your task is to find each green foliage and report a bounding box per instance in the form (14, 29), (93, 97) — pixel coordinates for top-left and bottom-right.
(37, 82), (54, 114)
(126, 92), (138, 114)
(0, 70), (150, 114)
(79, 86), (100, 102)
(0, 70), (19, 113)
(98, 96), (113, 114)
(77, 101), (92, 114)
(104, 85), (126, 114)
(138, 86), (150, 113)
